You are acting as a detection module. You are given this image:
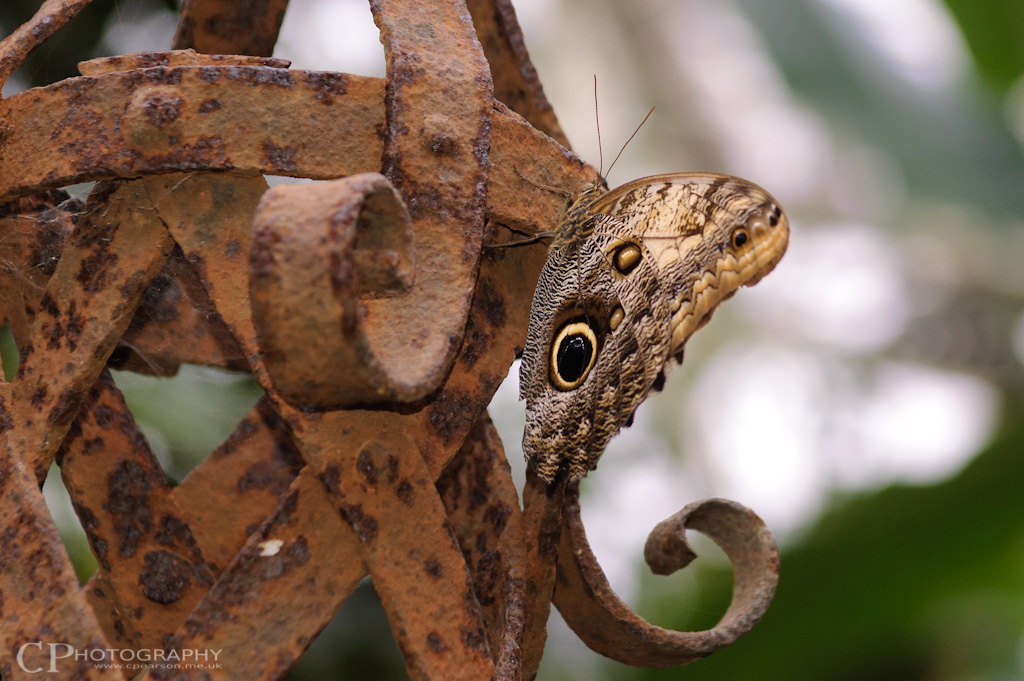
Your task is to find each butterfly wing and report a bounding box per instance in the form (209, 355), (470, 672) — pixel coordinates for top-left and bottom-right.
(520, 173), (789, 483)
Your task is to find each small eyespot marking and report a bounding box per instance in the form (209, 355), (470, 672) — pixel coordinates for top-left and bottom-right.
(612, 243), (642, 275)
(731, 227), (749, 249)
(609, 305), (624, 331)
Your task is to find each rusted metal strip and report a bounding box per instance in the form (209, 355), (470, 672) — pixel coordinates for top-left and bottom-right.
(0, 64), (383, 202)
(78, 51), (291, 77)
(145, 468), (366, 680)
(250, 174), (424, 408)
(554, 487), (780, 667)
(0, 190), (78, 347)
(0, 67), (585, 235)
(368, 0), (494, 408)
(58, 371), (216, 650)
(9, 180), (174, 484)
(173, 0), (291, 57)
(112, 246), (248, 376)
(516, 473), (565, 681)
(0, 384), (123, 681)
(466, 0), (569, 148)
(171, 398), (303, 572)
(437, 414), (525, 658)
(304, 419), (495, 681)
(140, 171), (270, 374)
(494, 574), (526, 681)
(0, 0), (95, 90)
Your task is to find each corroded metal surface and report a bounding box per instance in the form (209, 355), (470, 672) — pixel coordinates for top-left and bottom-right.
(59, 371), (215, 650)
(0, 0), (780, 678)
(0, 386), (122, 681)
(173, 0), (291, 57)
(466, 0), (569, 148)
(554, 487), (780, 667)
(159, 467), (365, 679)
(0, 68), (579, 233)
(366, 0), (493, 406)
(251, 173), (419, 407)
(0, 190), (78, 347)
(10, 180), (174, 484)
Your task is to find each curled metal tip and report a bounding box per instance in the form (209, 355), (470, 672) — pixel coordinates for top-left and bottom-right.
(554, 486), (779, 668)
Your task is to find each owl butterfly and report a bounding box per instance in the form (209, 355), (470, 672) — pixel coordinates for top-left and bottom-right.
(519, 173), (790, 484)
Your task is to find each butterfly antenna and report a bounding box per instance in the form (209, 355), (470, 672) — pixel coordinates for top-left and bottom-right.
(594, 75), (604, 177)
(606, 106), (655, 179)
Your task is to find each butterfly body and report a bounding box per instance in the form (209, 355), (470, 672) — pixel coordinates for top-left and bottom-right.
(519, 173), (789, 484)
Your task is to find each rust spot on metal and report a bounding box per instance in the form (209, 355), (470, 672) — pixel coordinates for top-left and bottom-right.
(304, 71), (349, 101)
(423, 558), (444, 579)
(356, 446), (381, 486)
(427, 391), (475, 443)
(47, 388), (80, 426)
(198, 97), (222, 113)
(337, 503), (379, 545)
(426, 631), (447, 654)
(140, 550), (192, 604)
(395, 479), (414, 506)
(260, 139), (298, 172)
(105, 459), (156, 557)
(142, 93), (185, 128)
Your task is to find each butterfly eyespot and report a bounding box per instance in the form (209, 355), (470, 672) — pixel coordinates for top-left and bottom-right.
(609, 305), (624, 331)
(550, 321), (598, 391)
(731, 227), (750, 249)
(612, 243), (642, 275)
(768, 204), (781, 227)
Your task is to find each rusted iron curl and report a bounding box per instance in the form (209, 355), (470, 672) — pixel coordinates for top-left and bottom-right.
(250, 174), (423, 407)
(554, 485), (780, 667)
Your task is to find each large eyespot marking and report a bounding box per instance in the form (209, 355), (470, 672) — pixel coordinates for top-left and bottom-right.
(550, 321), (598, 391)
(612, 243), (642, 275)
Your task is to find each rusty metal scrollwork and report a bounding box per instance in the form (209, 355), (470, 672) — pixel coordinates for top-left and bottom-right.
(0, 0), (780, 678)
(555, 485), (780, 667)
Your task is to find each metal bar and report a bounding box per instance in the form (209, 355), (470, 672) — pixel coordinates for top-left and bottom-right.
(9, 180), (174, 483)
(303, 419), (495, 681)
(145, 468), (366, 680)
(466, 0), (569, 148)
(59, 371), (215, 650)
(0, 0), (96, 90)
(0, 384), (124, 681)
(554, 487), (780, 667)
(173, 0), (291, 57)
(0, 67), (588, 235)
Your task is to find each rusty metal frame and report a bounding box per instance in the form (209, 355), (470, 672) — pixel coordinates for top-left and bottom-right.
(0, 1), (779, 679)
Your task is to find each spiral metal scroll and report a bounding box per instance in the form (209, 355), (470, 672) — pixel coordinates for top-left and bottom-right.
(553, 484), (780, 668)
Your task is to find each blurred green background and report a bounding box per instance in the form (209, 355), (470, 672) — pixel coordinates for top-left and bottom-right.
(2, 0), (1024, 679)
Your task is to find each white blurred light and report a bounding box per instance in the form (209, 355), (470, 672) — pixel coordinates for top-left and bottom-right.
(1, 73), (27, 97)
(101, 7), (180, 56)
(748, 222), (910, 352)
(855, 362), (999, 486)
(819, 0), (968, 91)
(686, 344), (829, 536)
(664, 0), (832, 203)
(684, 342), (999, 536)
(1011, 311), (1024, 373)
(579, 410), (694, 601)
(276, 0), (385, 77)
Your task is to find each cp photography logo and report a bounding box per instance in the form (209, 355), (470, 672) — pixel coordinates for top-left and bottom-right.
(16, 642), (223, 673)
